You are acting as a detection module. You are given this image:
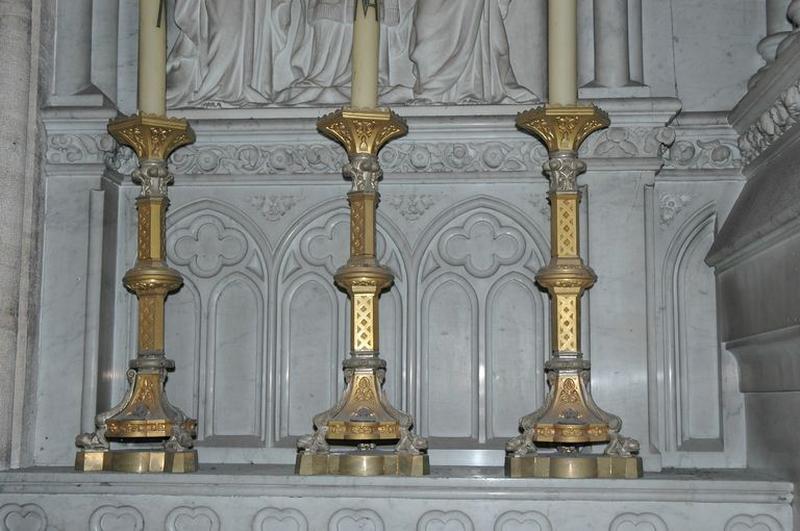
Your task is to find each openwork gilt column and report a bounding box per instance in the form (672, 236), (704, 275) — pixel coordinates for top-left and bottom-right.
(75, 114), (198, 473)
(296, 108), (428, 476)
(505, 105), (642, 479)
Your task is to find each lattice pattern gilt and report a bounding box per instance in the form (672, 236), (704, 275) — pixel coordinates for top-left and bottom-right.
(353, 294), (375, 351)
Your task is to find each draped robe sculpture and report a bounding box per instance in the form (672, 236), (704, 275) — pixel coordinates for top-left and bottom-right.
(270, 0), (417, 104)
(168, 0), (272, 107)
(410, 0), (533, 103)
(166, 0), (537, 107)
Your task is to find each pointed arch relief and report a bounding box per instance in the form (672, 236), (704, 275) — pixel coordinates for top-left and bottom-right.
(486, 272), (548, 440)
(661, 202), (722, 451)
(161, 200), (269, 446)
(274, 200), (410, 442)
(164, 276), (202, 423)
(419, 273), (480, 439)
(414, 196), (548, 444)
(278, 273), (341, 441)
(205, 273), (265, 442)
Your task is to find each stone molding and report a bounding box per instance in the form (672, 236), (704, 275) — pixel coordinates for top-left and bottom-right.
(0, 467), (788, 502)
(730, 38), (800, 167)
(738, 78), (800, 165)
(42, 101), (744, 177)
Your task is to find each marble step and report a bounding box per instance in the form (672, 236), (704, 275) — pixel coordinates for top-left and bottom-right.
(0, 466), (791, 530)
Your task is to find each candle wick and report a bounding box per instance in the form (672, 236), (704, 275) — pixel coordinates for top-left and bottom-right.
(156, 0), (166, 28)
(355, 0), (380, 21)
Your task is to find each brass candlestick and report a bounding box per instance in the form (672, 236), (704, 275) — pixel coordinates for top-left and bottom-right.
(75, 113), (198, 473)
(296, 108), (429, 476)
(505, 105), (642, 479)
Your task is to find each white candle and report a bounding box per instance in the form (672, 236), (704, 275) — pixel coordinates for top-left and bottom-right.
(138, 0), (167, 115)
(548, 0), (578, 106)
(351, 1), (380, 108)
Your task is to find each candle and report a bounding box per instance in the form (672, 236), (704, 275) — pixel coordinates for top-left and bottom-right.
(138, 0), (167, 115)
(351, 0), (380, 108)
(548, 0), (578, 106)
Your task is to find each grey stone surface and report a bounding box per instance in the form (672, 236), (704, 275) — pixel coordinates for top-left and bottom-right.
(0, 466), (792, 530)
(0, 0), (40, 471)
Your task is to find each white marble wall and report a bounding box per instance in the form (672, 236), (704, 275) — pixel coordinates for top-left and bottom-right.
(34, 100), (747, 472)
(22, 0), (775, 478)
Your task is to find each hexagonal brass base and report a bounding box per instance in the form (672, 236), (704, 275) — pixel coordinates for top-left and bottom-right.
(296, 451), (429, 476)
(75, 449), (198, 473)
(505, 454), (642, 479)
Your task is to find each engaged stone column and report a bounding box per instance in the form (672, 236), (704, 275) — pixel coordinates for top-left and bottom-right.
(0, 0), (34, 470)
(592, 0), (631, 88)
(628, 0), (644, 84)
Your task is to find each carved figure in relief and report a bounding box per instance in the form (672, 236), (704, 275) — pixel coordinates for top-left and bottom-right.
(410, 0), (534, 104)
(166, 0), (539, 107)
(168, 0), (272, 107)
(273, 0), (414, 105)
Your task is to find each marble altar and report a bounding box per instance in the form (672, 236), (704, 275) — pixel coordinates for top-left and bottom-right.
(0, 0), (797, 528)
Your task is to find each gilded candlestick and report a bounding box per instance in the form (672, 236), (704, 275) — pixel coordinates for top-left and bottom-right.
(296, 108), (429, 476)
(505, 105), (643, 479)
(75, 113), (198, 473)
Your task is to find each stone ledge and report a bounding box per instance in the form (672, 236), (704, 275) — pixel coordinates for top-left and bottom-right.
(0, 466), (791, 530)
(0, 466), (791, 502)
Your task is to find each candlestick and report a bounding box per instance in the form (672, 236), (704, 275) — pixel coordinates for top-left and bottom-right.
(138, 0), (167, 115)
(351, 0), (380, 108)
(296, 108), (428, 477)
(505, 105), (642, 479)
(548, 0), (578, 106)
(75, 114), (197, 473)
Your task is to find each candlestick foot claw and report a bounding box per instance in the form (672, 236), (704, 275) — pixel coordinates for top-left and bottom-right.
(604, 432), (640, 458)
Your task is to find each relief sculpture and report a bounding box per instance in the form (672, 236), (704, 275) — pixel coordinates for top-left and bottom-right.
(167, 0), (539, 107)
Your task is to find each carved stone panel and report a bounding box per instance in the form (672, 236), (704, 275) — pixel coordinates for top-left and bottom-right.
(646, 181), (745, 467)
(165, 202), (269, 445)
(415, 203), (548, 443)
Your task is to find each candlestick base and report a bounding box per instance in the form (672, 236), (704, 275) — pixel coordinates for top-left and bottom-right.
(505, 453), (642, 479)
(296, 450), (429, 477)
(76, 449), (198, 473)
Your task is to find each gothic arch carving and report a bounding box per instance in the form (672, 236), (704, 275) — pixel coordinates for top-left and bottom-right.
(660, 202), (721, 451)
(486, 272), (548, 439)
(273, 198), (410, 442)
(413, 196), (548, 443)
(419, 273), (480, 438)
(165, 201), (269, 446)
(205, 273), (265, 442)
